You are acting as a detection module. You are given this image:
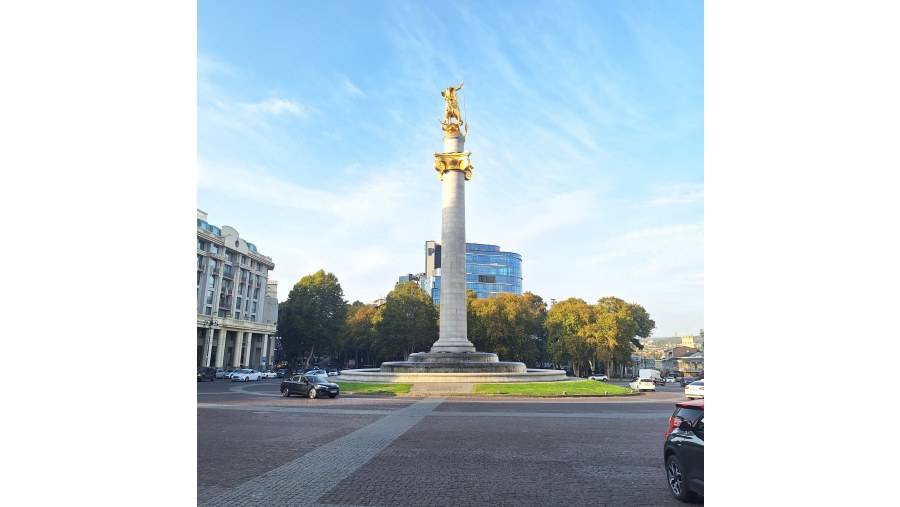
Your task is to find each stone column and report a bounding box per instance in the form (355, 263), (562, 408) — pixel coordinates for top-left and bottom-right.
(232, 332), (244, 368)
(242, 332), (252, 368)
(215, 330), (226, 368)
(431, 130), (475, 353)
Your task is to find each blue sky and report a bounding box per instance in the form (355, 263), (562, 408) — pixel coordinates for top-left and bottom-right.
(197, 0), (704, 337)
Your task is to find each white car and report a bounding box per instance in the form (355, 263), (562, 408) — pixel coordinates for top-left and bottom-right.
(685, 379), (704, 399)
(261, 369), (277, 379)
(664, 376), (677, 383)
(629, 377), (657, 392)
(231, 369), (262, 382)
(588, 374), (609, 381)
(304, 369), (329, 378)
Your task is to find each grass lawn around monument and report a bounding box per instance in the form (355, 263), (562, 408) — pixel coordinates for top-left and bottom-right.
(333, 381), (413, 394)
(472, 380), (633, 396)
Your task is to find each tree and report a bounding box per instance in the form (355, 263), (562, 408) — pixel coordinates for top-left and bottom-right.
(372, 281), (438, 361)
(467, 292), (545, 366)
(594, 297), (656, 376)
(544, 298), (594, 376)
(344, 301), (376, 368)
(277, 270), (347, 369)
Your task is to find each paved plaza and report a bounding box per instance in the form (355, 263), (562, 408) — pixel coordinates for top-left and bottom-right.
(198, 382), (695, 506)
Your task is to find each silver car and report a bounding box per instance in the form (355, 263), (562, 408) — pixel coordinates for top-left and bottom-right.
(231, 369), (262, 382)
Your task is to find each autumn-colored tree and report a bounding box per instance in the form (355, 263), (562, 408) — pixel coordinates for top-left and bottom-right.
(467, 292), (546, 366)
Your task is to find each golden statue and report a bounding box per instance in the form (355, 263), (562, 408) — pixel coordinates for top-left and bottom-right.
(441, 82), (464, 131)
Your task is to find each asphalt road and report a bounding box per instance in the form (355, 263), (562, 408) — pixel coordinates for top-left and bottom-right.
(198, 378), (702, 506)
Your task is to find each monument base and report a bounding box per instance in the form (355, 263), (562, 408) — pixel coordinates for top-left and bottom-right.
(381, 351), (526, 373)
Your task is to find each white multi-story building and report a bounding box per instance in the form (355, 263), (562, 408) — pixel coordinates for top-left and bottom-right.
(196, 209), (277, 370)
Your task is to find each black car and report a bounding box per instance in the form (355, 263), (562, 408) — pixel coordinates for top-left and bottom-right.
(276, 368), (289, 378)
(663, 409), (704, 502)
(197, 367), (216, 382)
(280, 374), (340, 399)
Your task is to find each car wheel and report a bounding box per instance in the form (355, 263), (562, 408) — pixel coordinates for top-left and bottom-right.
(308, 388), (318, 399)
(666, 453), (697, 502)
(281, 388), (290, 397)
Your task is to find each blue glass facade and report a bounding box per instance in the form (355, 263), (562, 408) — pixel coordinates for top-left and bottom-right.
(422, 242), (522, 305)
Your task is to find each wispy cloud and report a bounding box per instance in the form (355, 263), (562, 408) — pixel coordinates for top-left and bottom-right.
(579, 223), (704, 275)
(642, 183), (704, 206)
(239, 98), (306, 118)
(341, 78), (363, 97)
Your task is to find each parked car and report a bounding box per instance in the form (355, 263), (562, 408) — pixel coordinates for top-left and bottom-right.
(664, 399), (704, 440)
(197, 367), (216, 382)
(684, 379), (704, 399)
(260, 369), (277, 379)
(231, 369), (262, 382)
(276, 369), (289, 378)
(280, 374), (340, 399)
(664, 406), (704, 501)
(588, 374), (609, 381)
(304, 369), (329, 378)
(680, 376), (695, 387)
(222, 369), (237, 379)
(214, 368), (227, 379)
(327, 369), (339, 377)
(629, 377), (657, 392)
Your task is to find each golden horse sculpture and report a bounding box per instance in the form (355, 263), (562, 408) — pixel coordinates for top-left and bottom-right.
(441, 82), (465, 132)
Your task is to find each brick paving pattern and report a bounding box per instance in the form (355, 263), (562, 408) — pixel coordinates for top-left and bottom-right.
(198, 382), (700, 506)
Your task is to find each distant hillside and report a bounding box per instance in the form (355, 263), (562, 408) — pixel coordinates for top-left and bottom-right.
(640, 335), (703, 347)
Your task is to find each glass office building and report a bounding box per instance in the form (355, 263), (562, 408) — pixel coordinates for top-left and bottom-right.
(420, 241), (523, 305)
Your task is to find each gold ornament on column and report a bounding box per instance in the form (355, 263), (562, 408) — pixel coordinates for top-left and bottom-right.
(440, 82), (466, 135)
(433, 152), (473, 181)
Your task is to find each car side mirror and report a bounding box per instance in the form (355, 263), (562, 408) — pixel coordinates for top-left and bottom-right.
(678, 420), (693, 431)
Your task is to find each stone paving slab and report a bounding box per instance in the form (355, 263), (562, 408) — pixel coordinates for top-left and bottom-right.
(408, 382), (474, 394)
(198, 393), (694, 506)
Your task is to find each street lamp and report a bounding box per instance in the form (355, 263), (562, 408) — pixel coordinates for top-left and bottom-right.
(203, 318), (219, 367)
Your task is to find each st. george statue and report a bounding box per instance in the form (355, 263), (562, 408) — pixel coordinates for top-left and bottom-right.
(441, 82), (464, 125)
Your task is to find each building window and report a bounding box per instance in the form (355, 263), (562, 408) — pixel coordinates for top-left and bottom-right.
(198, 240), (205, 251)
(254, 287), (260, 299)
(210, 244), (220, 254)
(225, 250), (234, 262)
(207, 275), (216, 288)
(234, 311), (240, 320)
(206, 290), (214, 305)
(236, 297), (242, 309)
(252, 301), (257, 313)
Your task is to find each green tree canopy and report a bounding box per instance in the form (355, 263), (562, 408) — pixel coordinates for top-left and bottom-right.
(467, 292), (546, 366)
(372, 281), (438, 361)
(544, 296), (656, 377)
(344, 301), (376, 367)
(277, 269), (347, 369)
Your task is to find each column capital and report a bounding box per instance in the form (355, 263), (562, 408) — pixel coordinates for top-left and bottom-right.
(433, 152), (473, 181)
